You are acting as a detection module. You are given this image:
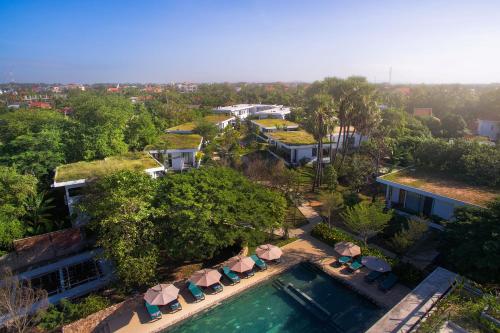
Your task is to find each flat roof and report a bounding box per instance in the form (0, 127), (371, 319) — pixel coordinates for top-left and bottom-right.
(145, 133), (202, 151)
(167, 114), (234, 132)
(267, 130), (331, 146)
(54, 152), (161, 183)
(378, 168), (499, 207)
(251, 119), (299, 129)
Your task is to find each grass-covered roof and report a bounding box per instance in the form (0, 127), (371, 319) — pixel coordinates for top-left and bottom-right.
(267, 130), (331, 146)
(251, 119), (299, 128)
(167, 114), (234, 132)
(145, 133), (202, 151)
(54, 152), (160, 183)
(380, 168), (499, 207)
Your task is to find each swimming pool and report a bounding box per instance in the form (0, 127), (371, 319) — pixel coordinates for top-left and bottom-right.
(165, 263), (384, 333)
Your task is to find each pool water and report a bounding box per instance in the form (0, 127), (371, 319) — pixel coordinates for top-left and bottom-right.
(165, 263), (384, 333)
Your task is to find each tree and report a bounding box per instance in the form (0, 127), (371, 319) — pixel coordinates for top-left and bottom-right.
(441, 113), (467, 138)
(322, 164), (338, 191)
(80, 171), (159, 288)
(124, 106), (159, 151)
(389, 219), (428, 255)
(23, 192), (55, 235)
(0, 268), (48, 333)
(193, 119), (218, 142)
(319, 192), (344, 227)
(419, 116), (442, 137)
(342, 202), (392, 246)
(440, 200), (500, 284)
(155, 167), (286, 260)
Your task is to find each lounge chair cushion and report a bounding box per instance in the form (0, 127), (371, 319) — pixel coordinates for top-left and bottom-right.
(349, 260), (363, 271)
(250, 254), (267, 270)
(364, 270), (383, 283)
(188, 282), (204, 299)
(223, 266), (240, 282)
(338, 256), (352, 264)
(145, 302), (162, 319)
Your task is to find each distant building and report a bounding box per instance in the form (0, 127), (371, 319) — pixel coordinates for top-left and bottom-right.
(213, 104), (291, 120)
(29, 101), (52, 109)
(107, 84), (120, 93)
(477, 118), (500, 141)
(413, 108), (433, 117)
(176, 83), (198, 93)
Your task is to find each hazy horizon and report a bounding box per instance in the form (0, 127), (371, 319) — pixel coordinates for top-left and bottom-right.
(1, 0), (500, 84)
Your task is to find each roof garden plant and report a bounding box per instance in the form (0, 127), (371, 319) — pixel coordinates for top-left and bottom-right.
(144, 133), (202, 151)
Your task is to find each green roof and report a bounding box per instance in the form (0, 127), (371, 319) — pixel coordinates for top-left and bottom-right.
(167, 114), (234, 132)
(267, 130), (331, 146)
(145, 133), (202, 150)
(54, 152), (160, 183)
(252, 119), (299, 128)
(379, 168), (499, 207)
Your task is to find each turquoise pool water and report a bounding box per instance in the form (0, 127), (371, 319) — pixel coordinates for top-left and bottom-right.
(165, 263), (384, 333)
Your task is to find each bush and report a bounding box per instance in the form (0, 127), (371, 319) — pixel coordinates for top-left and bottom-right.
(311, 223), (396, 266)
(392, 262), (425, 288)
(38, 295), (111, 330)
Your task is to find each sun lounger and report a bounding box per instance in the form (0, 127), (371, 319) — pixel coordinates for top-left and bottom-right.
(222, 266), (240, 284)
(337, 256), (352, 266)
(187, 282), (205, 302)
(168, 299), (182, 313)
(250, 254), (267, 270)
(348, 260), (363, 272)
(211, 282), (223, 293)
(378, 273), (398, 292)
(145, 301), (162, 320)
(364, 270), (384, 283)
(243, 269), (255, 278)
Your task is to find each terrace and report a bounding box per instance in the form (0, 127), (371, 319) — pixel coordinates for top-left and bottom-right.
(378, 168), (499, 208)
(54, 152), (162, 185)
(144, 133), (203, 151)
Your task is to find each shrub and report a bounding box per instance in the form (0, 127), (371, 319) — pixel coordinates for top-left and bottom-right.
(392, 262), (425, 288)
(389, 219), (428, 255)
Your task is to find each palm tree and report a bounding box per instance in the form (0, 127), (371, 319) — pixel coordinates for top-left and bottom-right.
(23, 191), (55, 235)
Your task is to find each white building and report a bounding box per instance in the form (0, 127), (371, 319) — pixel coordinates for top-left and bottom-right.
(145, 133), (203, 171)
(176, 83), (198, 93)
(52, 152), (164, 225)
(266, 128), (363, 166)
(477, 119), (500, 141)
(377, 168), (498, 220)
(213, 104), (291, 120)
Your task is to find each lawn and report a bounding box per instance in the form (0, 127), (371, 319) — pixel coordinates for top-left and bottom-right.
(145, 133), (202, 150)
(380, 168), (499, 207)
(267, 130), (330, 146)
(54, 152), (161, 183)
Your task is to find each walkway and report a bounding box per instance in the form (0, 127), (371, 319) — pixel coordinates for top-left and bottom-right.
(366, 267), (458, 333)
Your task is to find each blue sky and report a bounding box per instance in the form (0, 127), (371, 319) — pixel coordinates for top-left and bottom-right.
(1, 0), (499, 84)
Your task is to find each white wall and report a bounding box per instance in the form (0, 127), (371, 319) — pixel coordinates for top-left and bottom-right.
(390, 186), (400, 203)
(477, 120), (500, 141)
(295, 147), (314, 162)
(432, 200), (458, 220)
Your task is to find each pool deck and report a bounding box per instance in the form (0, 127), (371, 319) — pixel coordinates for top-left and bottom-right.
(366, 267), (458, 333)
(63, 201), (411, 333)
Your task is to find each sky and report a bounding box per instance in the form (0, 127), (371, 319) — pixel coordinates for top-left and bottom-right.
(1, 0), (500, 84)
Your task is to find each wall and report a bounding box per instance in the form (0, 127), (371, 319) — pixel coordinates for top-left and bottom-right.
(477, 120), (499, 141)
(431, 200), (457, 220)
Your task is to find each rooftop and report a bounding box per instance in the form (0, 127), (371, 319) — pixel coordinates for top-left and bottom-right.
(251, 119), (299, 129)
(267, 130), (331, 146)
(54, 152), (161, 183)
(167, 114), (234, 132)
(145, 133), (202, 151)
(379, 168), (499, 207)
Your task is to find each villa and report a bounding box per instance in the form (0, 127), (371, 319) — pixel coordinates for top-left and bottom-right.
(266, 127), (363, 165)
(477, 118), (499, 141)
(250, 118), (299, 133)
(377, 168), (499, 220)
(166, 114), (235, 134)
(213, 104), (291, 119)
(52, 152), (164, 225)
(144, 133), (203, 172)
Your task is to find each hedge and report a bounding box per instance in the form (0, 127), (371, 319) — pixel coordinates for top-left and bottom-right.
(311, 223), (397, 266)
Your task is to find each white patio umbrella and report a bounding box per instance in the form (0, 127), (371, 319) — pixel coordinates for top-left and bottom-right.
(256, 244), (283, 261)
(361, 256), (391, 272)
(143, 284), (179, 305)
(334, 241), (361, 257)
(228, 255), (255, 273)
(189, 269), (222, 287)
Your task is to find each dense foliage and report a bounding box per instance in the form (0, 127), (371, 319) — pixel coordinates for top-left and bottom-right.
(80, 167), (286, 288)
(440, 200), (500, 284)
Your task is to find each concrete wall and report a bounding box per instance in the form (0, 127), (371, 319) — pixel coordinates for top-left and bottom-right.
(477, 120), (499, 141)
(432, 200), (458, 220)
(295, 147), (314, 162)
